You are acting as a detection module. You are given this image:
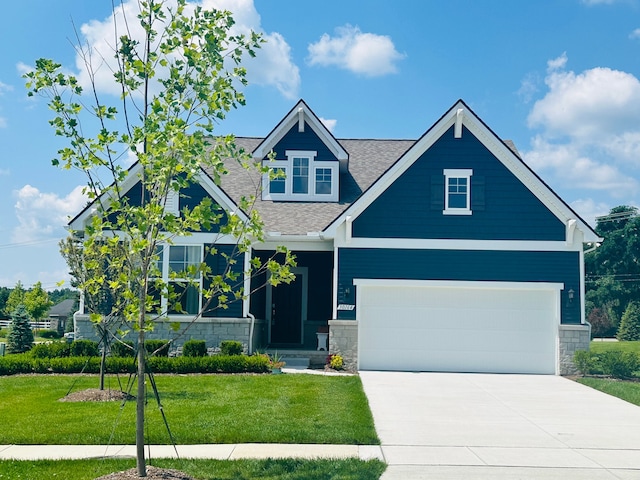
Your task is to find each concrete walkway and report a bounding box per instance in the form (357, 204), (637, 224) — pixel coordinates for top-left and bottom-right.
(360, 372), (640, 479)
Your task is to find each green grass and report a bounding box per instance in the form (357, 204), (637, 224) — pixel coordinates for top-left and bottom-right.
(0, 374), (379, 445)
(576, 377), (640, 406)
(590, 340), (640, 354)
(0, 458), (386, 480)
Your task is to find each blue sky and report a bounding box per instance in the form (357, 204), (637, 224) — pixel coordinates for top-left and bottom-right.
(0, 0), (639, 289)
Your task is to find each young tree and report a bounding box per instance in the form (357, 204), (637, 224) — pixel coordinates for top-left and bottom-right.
(26, 1), (293, 476)
(6, 305), (34, 354)
(4, 281), (26, 317)
(24, 281), (54, 329)
(617, 301), (640, 341)
(588, 307), (614, 339)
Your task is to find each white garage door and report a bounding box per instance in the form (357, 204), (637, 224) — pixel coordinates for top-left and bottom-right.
(357, 280), (561, 374)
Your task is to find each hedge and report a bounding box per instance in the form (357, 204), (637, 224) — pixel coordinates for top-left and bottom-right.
(574, 350), (640, 379)
(0, 354), (270, 376)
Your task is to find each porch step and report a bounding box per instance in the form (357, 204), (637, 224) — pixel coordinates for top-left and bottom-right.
(280, 357), (310, 369)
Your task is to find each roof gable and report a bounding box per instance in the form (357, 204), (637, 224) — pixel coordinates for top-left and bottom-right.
(324, 100), (600, 243)
(252, 99), (349, 172)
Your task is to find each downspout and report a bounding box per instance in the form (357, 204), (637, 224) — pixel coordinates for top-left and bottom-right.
(247, 313), (256, 355)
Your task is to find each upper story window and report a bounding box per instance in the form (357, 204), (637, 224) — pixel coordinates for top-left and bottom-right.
(262, 150), (339, 202)
(153, 244), (203, 315)
(443, 169), (472, 215)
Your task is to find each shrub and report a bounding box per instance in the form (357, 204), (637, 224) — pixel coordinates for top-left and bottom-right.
(6, 305), (34, 354)
(70, 340), (99, 357)
(600, 351), (640, 379)
(145, 339), (170, 357)
(30, 342), (71, 359)
(0, 355), (34, 375)
(0, 328), (7, 338)
(110, 341), (135, 357)
(183, 339), (207, 357)
(588, 307), (614, 338)
(573, 350), (598, 376)
(39, 329), (61, 339)
(617, 301), (640, 341)
(49, 357), (100, 374)
(220, 340), (243, 356)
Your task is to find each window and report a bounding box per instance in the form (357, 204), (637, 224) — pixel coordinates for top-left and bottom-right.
(154, 245), (203, 315)
(443, 169), (472, 215)
(262, 150), (339, 202)
(292, 157), (309, 194)
(315, 168), (332, 195)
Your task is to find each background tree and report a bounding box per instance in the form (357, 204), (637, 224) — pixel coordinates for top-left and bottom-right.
(6, 305), (34, 354)
(23, 281), (53, 328)
(0, 287), (10, 317)
(617, 301), (640, 341)
(585, 205), (640, 334)
(587, 307), (614, 339)
(4, 281), (26, 317)
(26, 1), (294, 476)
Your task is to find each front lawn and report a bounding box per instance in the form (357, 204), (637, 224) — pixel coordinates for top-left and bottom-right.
(576, 377), (640, 407)
(590, 340), (640, 354)
(0, 458), (386, 480)
(0, 374), (379, 445)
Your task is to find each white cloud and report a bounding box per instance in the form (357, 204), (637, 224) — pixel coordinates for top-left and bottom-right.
(630, 28), (640, 39)
(581, 0), (618, 4)
(0, 168), (9, 176)
(319, 117), (337, 133)
(0, 117), (6, 128)
(0, 81), (12, 128)
(74, 0), (299, 99)
(12, 185), (88, 244)
(523, 54), (640, 205)
(570, 198), (612, 227)
(307, 25), (405, 77)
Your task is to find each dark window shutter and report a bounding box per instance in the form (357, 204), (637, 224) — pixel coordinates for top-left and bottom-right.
(430, 175), (445, 210)
(472, 176), (485, 211)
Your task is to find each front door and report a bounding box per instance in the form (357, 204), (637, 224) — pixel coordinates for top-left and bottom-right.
(268, 267), (307, 345)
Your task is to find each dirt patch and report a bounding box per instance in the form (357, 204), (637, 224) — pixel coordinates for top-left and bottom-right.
(95, 466), (194, 480)
(59, 388), (134, 402)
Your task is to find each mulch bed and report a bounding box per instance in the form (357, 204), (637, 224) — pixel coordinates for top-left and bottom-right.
(59, 388), (134, 402)
(95, 466), (195, 480)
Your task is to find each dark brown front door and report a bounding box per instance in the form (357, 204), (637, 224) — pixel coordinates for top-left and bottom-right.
(270, 278), (303, 345)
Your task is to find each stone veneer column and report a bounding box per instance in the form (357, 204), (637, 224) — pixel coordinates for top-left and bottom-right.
(328, 320), (358, 371)
(558, 323), (591, 375)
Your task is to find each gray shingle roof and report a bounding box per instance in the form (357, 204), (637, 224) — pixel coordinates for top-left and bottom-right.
(217, 137), (416, 235)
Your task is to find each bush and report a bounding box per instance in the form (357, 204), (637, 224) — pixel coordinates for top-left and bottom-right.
(327, 354), (344, 370)
(600, 351), (640, 379)
(145, 339), (170, 357)
(70, 340), (99, 357)
(0, 355), (34, 375)
(588, 307), (614, 338)
(30, 342), (71, 359)
(183, 339), (207, 357)
(617, 301), (640, 341)
(0, 328), (7, 338)
(110, 341), (135, 357)
(39, 329), (62, 339)
(220, 340), (243, 356)
(573, 350), (599, 376)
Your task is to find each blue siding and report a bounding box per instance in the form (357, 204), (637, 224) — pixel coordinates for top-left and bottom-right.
(352, 125), (565, 241)
(269, 122), (338, 162)
(337, 248), (581, 324)
(203, 244), (244, 318)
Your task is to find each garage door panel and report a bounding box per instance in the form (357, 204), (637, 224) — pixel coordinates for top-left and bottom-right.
(358, 284), (558, 374)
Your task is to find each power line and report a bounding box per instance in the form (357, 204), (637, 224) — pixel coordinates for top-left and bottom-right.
(0, 238), (60, 250)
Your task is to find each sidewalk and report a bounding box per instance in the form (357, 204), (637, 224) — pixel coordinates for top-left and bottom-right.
(0, 443), (384, 462)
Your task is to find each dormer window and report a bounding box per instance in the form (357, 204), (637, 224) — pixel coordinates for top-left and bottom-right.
(262, 150), (339, 202)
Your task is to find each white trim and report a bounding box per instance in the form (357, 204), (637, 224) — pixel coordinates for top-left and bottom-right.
(243, 244), (252, 318)
(332, 246), (339, 319)
(333, 237), (582, 252)
(443, 168), (472, 215)
(253, 100), (348, 169)
(323, 100), (599, 243)
(353, 278), (564, 292)
(454, 108), (464, 138)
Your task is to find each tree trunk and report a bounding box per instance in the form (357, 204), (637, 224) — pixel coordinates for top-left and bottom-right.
(99, 326), (107, 391)
(136, 314), (146, 477)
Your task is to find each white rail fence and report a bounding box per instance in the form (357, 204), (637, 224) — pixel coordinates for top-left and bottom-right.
(0, 320), (51, 330)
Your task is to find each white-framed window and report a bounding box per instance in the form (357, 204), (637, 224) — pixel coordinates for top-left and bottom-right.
(262, 150), (339, 202)
(154, 244), (203, 315)
(443, 169), (472, 215)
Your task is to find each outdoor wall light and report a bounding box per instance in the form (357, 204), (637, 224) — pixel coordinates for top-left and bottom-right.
(568, 288), (575, 302)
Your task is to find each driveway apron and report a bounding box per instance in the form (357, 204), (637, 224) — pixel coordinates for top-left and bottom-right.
(360, 371), (640, 479)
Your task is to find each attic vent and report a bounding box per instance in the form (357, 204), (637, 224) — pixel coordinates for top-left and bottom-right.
(165, 190), (179, 215)
(455, 108), (464, 138)
(298, 107), (304, 132)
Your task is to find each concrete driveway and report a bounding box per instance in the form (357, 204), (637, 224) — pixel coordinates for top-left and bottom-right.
(360, 372), (640, 479)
